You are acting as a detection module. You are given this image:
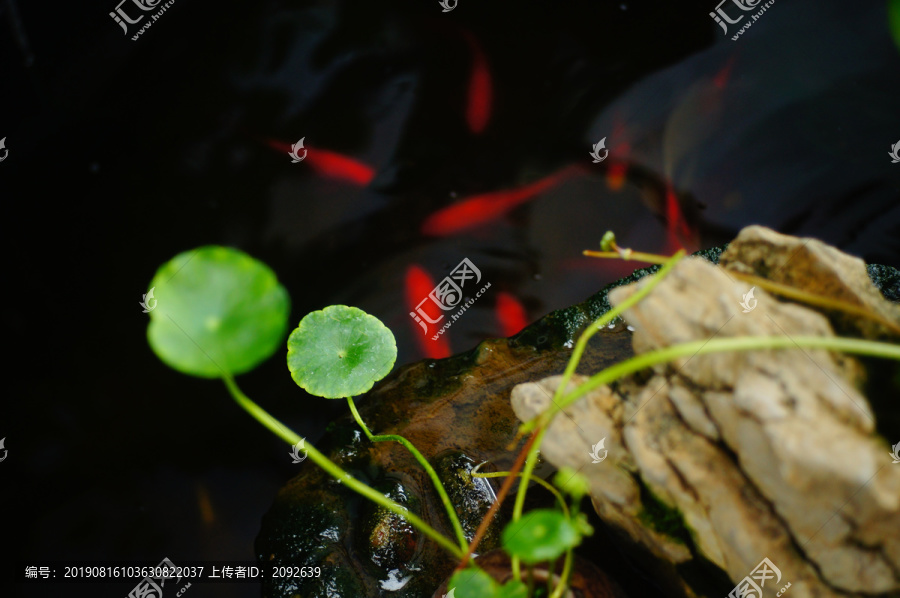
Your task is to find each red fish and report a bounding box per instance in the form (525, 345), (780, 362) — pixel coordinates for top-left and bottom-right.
(605, 118), (631, 191)
(265, 139), (375, 186)
(713, 55), (736, 90)
(605, 143), (630, 191)
(405, 265), (452, 359)
(463, 32), (493, 134)
(663, 183), (697, 253)
(495, 292), (528, 337)
(421, 166), (578, 237)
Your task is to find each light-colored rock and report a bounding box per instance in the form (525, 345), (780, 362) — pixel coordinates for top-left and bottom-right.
(718, 225), (900, 340)
(510, 230), (900, 598)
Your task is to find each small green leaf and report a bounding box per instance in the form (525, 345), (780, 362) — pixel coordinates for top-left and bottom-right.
(287, 305), (397, 398)
(573, 512), (594, 538)
(448, 567), (497, 598)
(502, 509), (581, 564)
(554, 467), (591, 501)
(600, 230), (617, 252)
(147, 246), (290, 378)
(494, 580), (528, 598)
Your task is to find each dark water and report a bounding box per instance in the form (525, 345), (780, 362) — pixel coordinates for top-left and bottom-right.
(3, 0), (900, 596)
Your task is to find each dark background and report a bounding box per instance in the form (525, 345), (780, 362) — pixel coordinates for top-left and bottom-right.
(3, 0), (900, 596)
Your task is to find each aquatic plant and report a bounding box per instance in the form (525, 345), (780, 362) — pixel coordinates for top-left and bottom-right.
(145, 240), (900, 598)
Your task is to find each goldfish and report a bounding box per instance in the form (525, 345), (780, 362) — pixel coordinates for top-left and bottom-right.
(405, 265), (452, 359)
(421, 166), (578, 237)
(662, 183), (698, 253)
(495, 292), (528, 337)
(462, 32), (493, 134)
(265, 139), (375, 186)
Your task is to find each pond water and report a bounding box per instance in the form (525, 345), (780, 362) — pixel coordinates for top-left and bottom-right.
(5, 0), (900, 596)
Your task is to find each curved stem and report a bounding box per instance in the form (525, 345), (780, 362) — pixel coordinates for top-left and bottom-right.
(473, 473), (574, 598)
(549, 335), (900, 418)
(584, 248), (900, 337)
(519, 250), (684, 436)
(456, 429), (539, 572)
(473, 471), (569, 518)
(582, 249), (668, 264)
(549, 549), (574, 598)
(221, 374), (463, 559)
(727, 271), (900, 336)
(346, 396), (468, 551)
(510, 426), (548, 580)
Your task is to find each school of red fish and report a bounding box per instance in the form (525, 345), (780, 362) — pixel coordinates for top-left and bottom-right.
(262, 31), (705, 359)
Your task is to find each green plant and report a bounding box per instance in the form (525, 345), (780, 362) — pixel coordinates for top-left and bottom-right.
(146, 241), (900, 598)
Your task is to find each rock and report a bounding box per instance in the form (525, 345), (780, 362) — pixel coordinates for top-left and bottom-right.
(256, 332), (635, 597)
(718, 225), (900, 339)
(510, 230), (900, 598)
(257, 227), (900, 597)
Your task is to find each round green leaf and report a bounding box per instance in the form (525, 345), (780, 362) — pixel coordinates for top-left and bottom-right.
(494, 580), (528, 598)
(448, 567), (498, 598)
(146, 246), (290, 378)
(287, 305), (397, 398)
(501, 509), (581, 564)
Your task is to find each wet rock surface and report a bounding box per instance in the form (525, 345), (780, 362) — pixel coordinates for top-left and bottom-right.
(256, 322), (635, 597)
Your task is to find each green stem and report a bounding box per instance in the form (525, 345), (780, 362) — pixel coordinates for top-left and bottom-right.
(582, 249), (669, 264)
(221, 374), (463, 559)
(548, 550), (574, 598)
(509, 252), (687, 574)
(345, 396), (468, 551)
(550, 335), (900, 417)
(473, 471), (569, 518)
(510, 424), (548, 583)
(473, 472), (576, 598)
(519, 250), (684, 436)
